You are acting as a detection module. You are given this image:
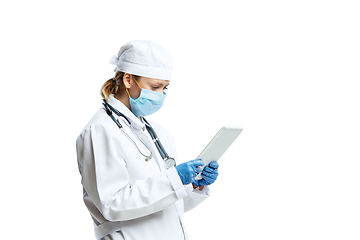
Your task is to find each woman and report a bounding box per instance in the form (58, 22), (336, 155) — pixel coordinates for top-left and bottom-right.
(76, 40), (219, 240)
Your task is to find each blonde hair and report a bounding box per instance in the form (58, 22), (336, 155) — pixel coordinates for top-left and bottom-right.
(100, 71), (140, 101)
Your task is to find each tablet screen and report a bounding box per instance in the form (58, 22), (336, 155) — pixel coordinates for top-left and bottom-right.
(195, 126), (243, 180)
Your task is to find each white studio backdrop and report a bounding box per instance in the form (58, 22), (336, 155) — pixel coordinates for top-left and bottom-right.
(1, 0), (359, 239)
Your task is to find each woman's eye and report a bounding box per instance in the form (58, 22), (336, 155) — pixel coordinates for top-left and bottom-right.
(152, 86), (169, 91)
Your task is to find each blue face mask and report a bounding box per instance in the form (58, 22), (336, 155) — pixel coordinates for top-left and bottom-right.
(127, 80), (167, 117)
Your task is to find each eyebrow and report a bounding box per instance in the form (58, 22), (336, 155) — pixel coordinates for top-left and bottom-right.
(151, 80), (170, 87)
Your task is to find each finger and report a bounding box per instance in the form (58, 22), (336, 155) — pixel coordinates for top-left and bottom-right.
(201, 170), (218, 179)
(202, 166), (214, 173)
(200, 174), (213, 185)
(209, 162), (219, 169)
(196, 179), (206, 186)
(193, 167), (202, 175)
(203, 166), (218, 174)
(193, 180), (200, 187)
(202, 166), (215, 173)
(190, 159), (205, 167)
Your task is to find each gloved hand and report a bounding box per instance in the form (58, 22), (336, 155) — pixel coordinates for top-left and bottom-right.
(193, 162), (219, 187)
(175, 159), (204, 185)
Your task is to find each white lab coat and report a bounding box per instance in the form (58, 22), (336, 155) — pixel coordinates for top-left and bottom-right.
(76, 95), (210, 240)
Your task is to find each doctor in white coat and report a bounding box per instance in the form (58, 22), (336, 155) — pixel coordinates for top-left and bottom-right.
(76, 40), (219, 240)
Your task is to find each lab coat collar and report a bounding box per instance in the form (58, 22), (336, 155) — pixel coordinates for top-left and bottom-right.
(107, 95), (145, 130)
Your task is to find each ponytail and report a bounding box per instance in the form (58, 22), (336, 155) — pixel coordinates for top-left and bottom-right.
(100, 71), (125, 101)
(100, 71), (141, 101)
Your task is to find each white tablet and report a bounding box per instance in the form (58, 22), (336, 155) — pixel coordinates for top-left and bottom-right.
(195, 126), (243, 180)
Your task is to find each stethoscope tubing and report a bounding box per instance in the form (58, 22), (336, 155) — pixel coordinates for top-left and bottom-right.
(102, 100), (173, 165)
(103, 100), (153, 161)
(143, 118), (169, 160)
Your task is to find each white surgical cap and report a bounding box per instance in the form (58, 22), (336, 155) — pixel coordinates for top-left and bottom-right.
(109, 40), (173, 80)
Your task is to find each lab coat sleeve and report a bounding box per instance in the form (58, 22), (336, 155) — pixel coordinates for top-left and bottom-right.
(183, 185), (210, 212)
(163, 129), (211, 212)
(77, 124), (188, 222)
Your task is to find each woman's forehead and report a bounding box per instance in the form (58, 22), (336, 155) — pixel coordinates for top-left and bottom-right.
(143, 77), (170, 86)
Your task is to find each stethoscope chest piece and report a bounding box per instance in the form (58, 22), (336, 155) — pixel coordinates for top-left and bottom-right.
(164, 157), (176, 169)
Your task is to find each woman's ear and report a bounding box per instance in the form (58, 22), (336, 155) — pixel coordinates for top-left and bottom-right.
(123, 73), (132, 88)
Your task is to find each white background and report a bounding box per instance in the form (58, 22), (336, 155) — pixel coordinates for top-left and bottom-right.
(1, 0), (359, 239)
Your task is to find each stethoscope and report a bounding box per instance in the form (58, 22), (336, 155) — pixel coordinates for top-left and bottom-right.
(102, 99), (177, 169)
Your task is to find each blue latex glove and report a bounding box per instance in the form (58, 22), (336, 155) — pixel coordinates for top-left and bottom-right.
(175, 159), (204, 185)
(193, 162), (219, 186)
